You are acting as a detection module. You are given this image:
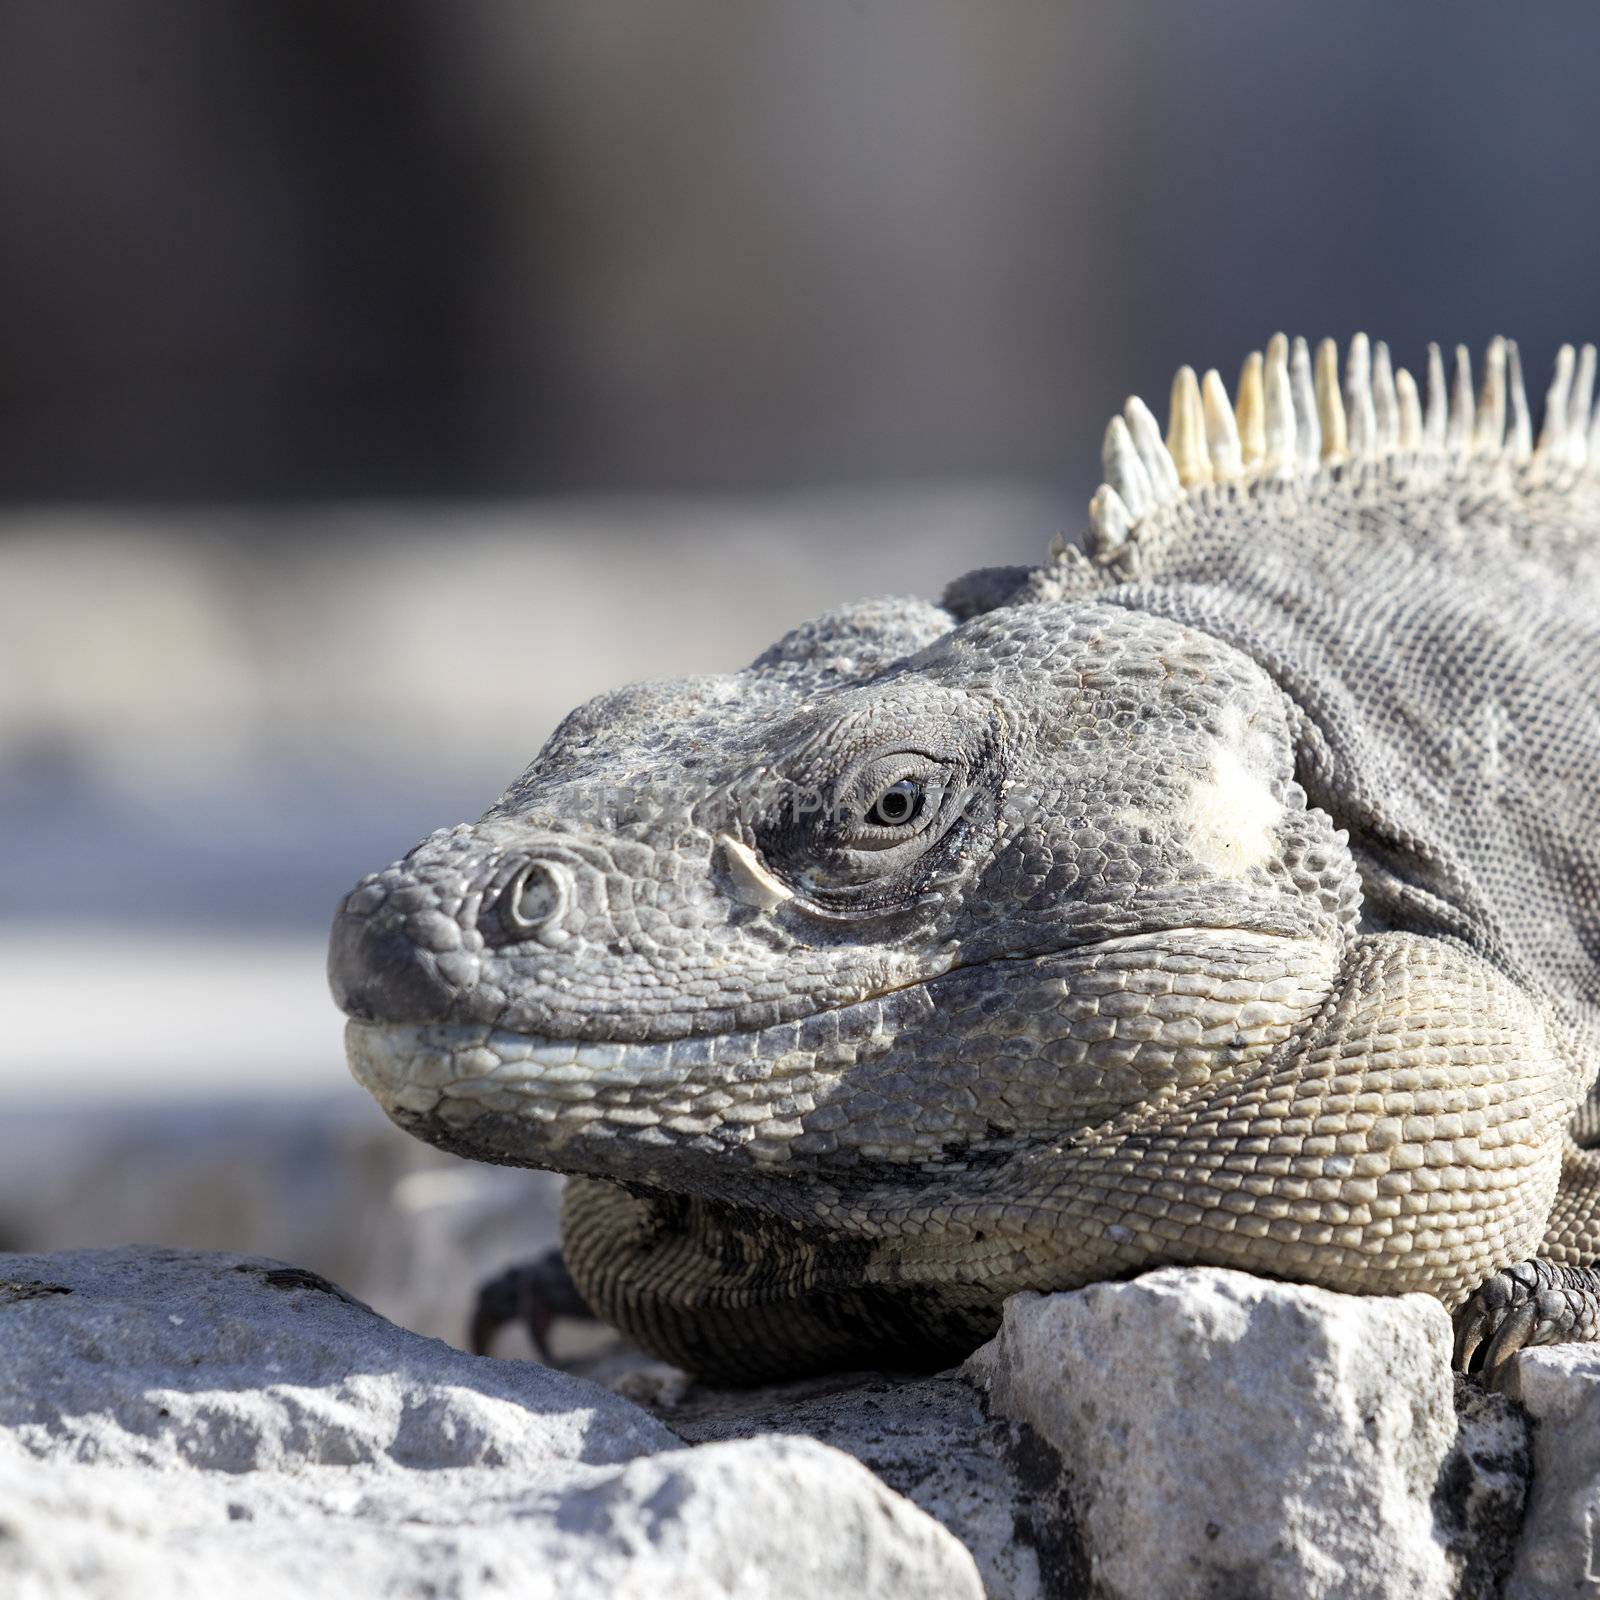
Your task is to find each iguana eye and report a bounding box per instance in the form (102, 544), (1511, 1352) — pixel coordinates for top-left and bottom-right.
(775, 751), (952, 871)
(864, 779), (924, 829)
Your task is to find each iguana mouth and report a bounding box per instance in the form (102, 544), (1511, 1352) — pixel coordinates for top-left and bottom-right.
(347, 925), (1341, 1178)
(347, 1016), (812, 1120)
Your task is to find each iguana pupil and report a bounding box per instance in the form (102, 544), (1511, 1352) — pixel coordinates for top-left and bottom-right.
(865, 780), (922, 828)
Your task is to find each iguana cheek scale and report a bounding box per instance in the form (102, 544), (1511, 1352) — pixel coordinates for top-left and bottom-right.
(331, 331), (1600, 1385)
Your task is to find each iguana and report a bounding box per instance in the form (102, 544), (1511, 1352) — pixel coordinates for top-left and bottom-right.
(330, 332), (1600, 1385)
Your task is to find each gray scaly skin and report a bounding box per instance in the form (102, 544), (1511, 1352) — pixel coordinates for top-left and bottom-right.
(331, 332), (1600, 1384)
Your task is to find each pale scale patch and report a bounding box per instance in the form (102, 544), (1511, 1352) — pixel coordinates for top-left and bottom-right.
(1183, 738), (1282, 878)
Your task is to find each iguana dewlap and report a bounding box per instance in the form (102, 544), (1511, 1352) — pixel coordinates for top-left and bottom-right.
(331, 333), (1600, 1383)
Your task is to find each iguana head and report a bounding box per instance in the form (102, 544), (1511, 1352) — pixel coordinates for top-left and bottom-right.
(332, 584), (1359, 1194)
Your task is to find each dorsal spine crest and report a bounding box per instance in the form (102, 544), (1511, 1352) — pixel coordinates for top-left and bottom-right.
(1084, 333), (1598, 562)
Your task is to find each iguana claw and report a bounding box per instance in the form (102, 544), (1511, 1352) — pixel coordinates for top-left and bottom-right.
(469, 1247), (596, 1362)
(1480, 1301), (1540, 1384)
(1453, 1259), (1600, 1385)
(1452, 1263), (1526, 1375)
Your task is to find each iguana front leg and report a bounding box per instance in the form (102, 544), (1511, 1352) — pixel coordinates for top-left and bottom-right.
(1453, 1139), (1600, 1381)
(470, 1247), (598, 1360)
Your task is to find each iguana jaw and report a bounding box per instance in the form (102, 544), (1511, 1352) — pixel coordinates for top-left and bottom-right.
(346, 925), (1341, 1195)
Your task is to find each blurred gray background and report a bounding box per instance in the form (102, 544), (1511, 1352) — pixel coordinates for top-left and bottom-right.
(2, 1), (1599, 1340)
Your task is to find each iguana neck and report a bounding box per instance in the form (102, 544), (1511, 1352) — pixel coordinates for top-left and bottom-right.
(1043, 466), (1600, 1026)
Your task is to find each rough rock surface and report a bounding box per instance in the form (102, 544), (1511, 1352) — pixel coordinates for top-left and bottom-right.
(4, 1247), (1581, 1600)
(967, 1268), (1528, 1600)
(1503, 1344), (1600, 1598)
(639, 1367), (1071, 1600)
(0, 1248), (982, 1600)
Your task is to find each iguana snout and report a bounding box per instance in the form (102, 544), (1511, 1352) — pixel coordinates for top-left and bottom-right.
(328, 830), (586, 1025)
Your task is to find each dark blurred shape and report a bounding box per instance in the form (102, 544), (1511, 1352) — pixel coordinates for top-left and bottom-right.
(471, 1249), (596, 1362)
(4, 1), (1600, 501)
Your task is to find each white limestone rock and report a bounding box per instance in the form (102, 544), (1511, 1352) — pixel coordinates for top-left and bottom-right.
(0, 1432), (979, 1600)
(1502, 1343), (1600, 1598)
(0, 1248), (982, 1600)
(966, 1268), (1527, 1600)
(641, 1367), (1071, 1600)
(0, 1245), (664, 1473)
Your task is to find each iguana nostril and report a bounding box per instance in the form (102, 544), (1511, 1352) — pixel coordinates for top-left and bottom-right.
(495, 859), (574, 943)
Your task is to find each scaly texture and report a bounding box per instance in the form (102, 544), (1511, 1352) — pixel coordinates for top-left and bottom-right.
(331, 334), (1600, 1381)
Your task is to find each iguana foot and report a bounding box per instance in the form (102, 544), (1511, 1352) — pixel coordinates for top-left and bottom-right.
(1453, 1259), (1600, 1383)
(469, 1247), (597, 1361)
